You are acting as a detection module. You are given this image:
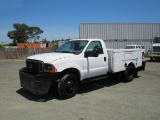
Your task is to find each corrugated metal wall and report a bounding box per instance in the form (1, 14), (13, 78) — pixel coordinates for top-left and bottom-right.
(79, 23), (160, 50)
(79, 23), (160, 40)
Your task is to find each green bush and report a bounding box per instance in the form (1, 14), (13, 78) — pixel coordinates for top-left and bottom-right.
(53, 44), (58, 49)
(144, 52), (150, 58)
(0, 44), (9, 48)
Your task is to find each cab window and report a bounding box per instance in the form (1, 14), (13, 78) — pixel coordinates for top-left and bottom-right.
(141, 46), (145, 49)
(87, 41), (103, 54)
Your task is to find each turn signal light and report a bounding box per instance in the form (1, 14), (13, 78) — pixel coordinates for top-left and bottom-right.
(44, 64), (57, 73)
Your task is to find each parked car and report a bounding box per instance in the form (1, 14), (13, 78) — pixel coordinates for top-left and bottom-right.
(125, 45), (145, 57)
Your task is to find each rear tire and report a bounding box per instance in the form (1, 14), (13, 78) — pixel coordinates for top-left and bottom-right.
(135, 69), (138, 77)
(58, 74), (78, 99)
(123, 64), (135, 82)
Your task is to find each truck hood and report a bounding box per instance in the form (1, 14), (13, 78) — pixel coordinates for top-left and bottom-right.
(27, 52), (74, 63)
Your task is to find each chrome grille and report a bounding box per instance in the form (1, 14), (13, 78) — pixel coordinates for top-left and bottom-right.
(26, 59), (43, 73)
(153, 46), (160, 52)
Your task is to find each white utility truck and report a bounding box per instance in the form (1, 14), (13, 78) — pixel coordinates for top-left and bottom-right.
(125, 45), (145, 58)
(149, 36), (160, 61)
(19, 39), (145, 98)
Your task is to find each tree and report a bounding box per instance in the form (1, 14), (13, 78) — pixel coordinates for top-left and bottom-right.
(42, 38), (49, 43)
(28, 27), (43, 42)
(7, 23), (43, 44)
(7, 23), (29, 45)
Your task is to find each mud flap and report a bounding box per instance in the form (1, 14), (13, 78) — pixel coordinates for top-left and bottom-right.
(138, 61), (146, 71)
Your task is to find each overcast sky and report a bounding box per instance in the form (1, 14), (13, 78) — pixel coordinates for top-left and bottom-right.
(0, 0), (160, 43)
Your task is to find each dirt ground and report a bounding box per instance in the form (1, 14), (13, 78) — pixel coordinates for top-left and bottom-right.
(0, 60), (160, 120)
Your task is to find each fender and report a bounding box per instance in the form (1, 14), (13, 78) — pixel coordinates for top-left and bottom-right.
(53, 55), (85, 80)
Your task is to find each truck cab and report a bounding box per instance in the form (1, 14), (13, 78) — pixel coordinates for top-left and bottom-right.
(149, 37), (160, 61)
(55, 39), (108, 79)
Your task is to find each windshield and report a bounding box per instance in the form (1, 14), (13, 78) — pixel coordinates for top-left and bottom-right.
(153, 37), (160, 43)
(56, 40), (88, 54)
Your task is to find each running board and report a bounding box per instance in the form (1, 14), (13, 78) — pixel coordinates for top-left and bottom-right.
(81, 75), (108, 83)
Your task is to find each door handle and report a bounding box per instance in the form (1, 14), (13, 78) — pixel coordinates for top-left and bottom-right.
(104, 57), (106, 61)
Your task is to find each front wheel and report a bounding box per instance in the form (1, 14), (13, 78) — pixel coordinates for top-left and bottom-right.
(123, 64), (135, 82)
(58, 74), (78, 99)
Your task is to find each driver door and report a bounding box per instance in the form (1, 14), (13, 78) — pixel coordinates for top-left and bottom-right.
(84, 41), (107, 78)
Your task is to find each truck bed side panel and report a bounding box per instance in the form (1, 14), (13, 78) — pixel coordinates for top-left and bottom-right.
(107, 49), (142, 73)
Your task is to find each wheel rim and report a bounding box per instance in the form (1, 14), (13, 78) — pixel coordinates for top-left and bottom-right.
(127, 66), (135, 79)
(65, 79), (76, 94)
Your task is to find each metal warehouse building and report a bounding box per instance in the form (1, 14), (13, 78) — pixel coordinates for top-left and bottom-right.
(79, 23), (160, 51)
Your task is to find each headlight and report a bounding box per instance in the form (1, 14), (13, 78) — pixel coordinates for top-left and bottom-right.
(43, 64), (57, 73)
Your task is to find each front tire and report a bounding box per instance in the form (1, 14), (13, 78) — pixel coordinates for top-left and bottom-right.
(58, 74), (78, 99)
(123, 64), (135, 82)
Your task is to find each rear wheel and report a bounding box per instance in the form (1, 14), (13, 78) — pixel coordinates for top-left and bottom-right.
(58, 74), (78, 99)
(123, 64), (135, 82)
(135, 69), (138, 77)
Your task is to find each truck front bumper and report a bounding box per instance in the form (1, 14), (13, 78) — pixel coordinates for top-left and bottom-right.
(148, 53), (160, 58)
(19, 67), (59, 95)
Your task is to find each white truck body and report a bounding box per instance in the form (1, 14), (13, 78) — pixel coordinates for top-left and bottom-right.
(107, 49), (142, 73)
(149, 37), (160, 61)
(19, 39), (145, 98)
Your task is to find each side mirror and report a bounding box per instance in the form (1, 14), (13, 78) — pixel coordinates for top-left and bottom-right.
(84, 51), (89, 57)
(93, 46), (100, 57)
(84, 46), (100, 57)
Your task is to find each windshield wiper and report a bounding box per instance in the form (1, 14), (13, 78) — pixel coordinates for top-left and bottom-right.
(61, 51), (71, 53)
(56, 51), (78, 54)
